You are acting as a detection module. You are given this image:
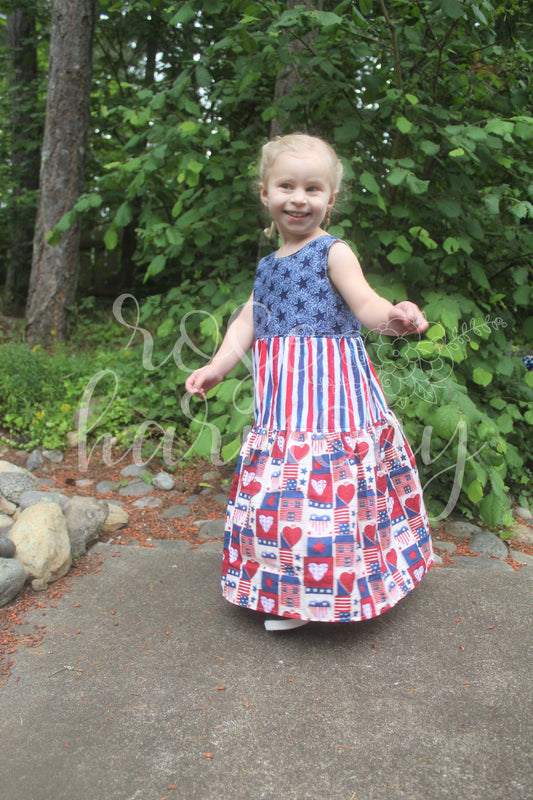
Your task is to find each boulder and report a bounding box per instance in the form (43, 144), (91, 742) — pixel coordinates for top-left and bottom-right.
(0, 535), (16, 558)
(26, 449), (44, 471)
(66, 431), (79, 449)
(197, 519), (226, 540)
(153, 471), (175, 491)
(0, 496), (17, 516)
(0, 513), (14, 533)
(509, 524), (533, 545)
(18, 490), (69, 511)
(95, 480), (118, 494)
(118, 479), (152, 497)
(63, 496), (109, 558)
(9, 502), (71, 584)
(120, 464), (147, 478)
(469, 530), (508, 559)
(0, 460), (37, 503)
(42, 449), (64, 463)
(132, 496), (161, 509)
(101, 503), (129, 533)
(442, 520), (481, 539)
(0, 558), (26, 606)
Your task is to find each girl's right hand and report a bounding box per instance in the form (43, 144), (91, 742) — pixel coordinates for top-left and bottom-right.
(185, 365), (224, 398)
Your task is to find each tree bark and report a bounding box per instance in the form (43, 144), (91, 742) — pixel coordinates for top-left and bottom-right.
(25, 0), (96, 346)
(270, 0), (321, 138)
(4, 4), (40, 314)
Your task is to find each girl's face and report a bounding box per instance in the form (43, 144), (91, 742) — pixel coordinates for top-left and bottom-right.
(260, 149), (337, 246)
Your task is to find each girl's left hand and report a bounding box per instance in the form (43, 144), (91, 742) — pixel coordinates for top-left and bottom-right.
(387, 301), (428, 335)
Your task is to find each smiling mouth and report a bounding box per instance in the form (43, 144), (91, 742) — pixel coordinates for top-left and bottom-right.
(285, 210), (309, 218)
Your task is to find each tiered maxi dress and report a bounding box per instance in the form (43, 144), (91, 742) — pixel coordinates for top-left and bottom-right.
(221, 235), (433, 623)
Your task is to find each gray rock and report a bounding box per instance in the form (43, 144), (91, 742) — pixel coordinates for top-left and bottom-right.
(118, 479), (152, 497)
(120, 464), (148, 478)
(0, 496), (17, 516)
(433, 553), (443, 566)
(469, 530), (508, 559)
(66, 431), (79, 449)
(0, 558), (26, 606)
(202, 470), (219, 481)
(182, 495), (199, 504)
(449, 556), (514, 572)
(42, 449), (64, 463)
(152, 472), (175, 491)
(19, 490), (69, 510)
(132, 496), (162, 509)
(214, 493), (229, 505)
(0, 513), (14, 533)
(101, 504), (129, 533)
(434, 540), (456, 554)
(35, 478), (56, 489)
(0, 461), (38, 503)
(443, 520), (481, 539)
(510, 549), (533, 566)
(197, 519), (225, 540)
(0, 536), (16, 558)
(26, 449), (44, 471)
(162, 505), (191, 519)
(9, 503), (71, 583)
(75, 479), (93, 488)
(515, 505), (533, 521)
(509, 524), (533, 545)
(63, 496), (109, 559)
(95, 480), (118, 494)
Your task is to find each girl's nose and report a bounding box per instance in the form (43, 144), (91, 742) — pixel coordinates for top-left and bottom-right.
(291, 187), (306, 203)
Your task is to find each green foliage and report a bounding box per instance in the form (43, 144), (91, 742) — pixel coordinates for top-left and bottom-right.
(0, 342), (94, 450)
(0, 271), (254, 463)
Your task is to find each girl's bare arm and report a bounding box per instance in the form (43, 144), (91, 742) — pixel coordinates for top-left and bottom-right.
(185, 293), (255, 397)
(328, 242), (428, 335)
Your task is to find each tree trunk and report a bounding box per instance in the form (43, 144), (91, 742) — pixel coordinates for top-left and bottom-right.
(4, 4), (40, 314)
(25, 0), (95, 346)
(270, 0), (321, 138)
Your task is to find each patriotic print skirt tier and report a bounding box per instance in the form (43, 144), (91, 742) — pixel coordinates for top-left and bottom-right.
(222, 336), (434, 622)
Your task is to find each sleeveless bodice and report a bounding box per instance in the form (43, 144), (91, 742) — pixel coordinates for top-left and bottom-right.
(253, 235), (361, 339)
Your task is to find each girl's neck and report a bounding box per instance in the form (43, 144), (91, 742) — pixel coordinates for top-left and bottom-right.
(275, 227), (328, 258)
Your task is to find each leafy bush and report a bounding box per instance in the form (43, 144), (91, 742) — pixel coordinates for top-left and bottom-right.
(0, 339), (141, 451)
(0, 343), (85, 447)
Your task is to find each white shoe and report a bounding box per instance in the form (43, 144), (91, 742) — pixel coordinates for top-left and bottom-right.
(264, 618), (309, 631)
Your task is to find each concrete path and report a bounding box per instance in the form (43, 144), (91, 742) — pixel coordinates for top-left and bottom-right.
(1, 541), (532, 800)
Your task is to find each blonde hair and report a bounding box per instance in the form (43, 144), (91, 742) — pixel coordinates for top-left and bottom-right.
(259, 133), (343, 193)
(260, 133), (343, 239)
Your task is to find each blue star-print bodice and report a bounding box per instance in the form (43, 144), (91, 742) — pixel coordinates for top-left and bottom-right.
(253, 235), (362, 338)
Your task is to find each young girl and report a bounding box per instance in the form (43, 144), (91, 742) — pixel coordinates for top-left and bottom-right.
(186, 133), (434, 631)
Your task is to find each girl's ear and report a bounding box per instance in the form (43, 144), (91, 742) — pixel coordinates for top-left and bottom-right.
(259, 181), (269, 206)
(328, 190), (338, 210)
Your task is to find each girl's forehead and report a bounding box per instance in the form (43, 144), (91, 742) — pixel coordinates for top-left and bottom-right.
(270, 149), (330, 178)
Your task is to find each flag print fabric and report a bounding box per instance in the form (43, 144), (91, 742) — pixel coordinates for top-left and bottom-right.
(221, 235), (434, 623)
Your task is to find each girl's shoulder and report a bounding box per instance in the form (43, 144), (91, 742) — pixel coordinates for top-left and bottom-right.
(273, 234), (343, 261)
